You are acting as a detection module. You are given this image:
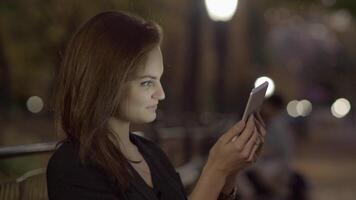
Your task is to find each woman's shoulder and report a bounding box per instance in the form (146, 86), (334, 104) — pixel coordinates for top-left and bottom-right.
(47, 140), (106, 181)
(47, 140), (80, 170)
(46, 141), (118, 198)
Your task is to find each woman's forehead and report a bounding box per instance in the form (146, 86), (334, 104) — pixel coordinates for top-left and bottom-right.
(134, 47), (163, 78)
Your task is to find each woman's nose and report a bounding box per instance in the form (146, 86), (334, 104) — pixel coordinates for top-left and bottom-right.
(153, 83), (165, 100)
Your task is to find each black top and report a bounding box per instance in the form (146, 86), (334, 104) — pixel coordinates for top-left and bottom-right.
(47, 133), (187, 200)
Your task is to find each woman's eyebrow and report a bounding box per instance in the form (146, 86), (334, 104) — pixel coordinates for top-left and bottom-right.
(136, 75), (158, 80)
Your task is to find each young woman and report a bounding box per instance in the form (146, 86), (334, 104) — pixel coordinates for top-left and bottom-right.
(47, 11), (266, 200)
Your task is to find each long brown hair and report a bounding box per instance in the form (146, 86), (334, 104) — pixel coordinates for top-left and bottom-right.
(52, 11), (162, 189)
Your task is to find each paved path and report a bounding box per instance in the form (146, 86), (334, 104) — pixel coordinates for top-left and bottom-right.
(293, 109), (356, 200)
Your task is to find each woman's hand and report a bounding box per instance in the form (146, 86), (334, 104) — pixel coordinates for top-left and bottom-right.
(188, 113), (266, 200)
(205, 113), (267, 177)
(251, 112), (267, 162)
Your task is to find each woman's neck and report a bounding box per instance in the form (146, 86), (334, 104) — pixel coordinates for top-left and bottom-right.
(108, 117), (135, 151)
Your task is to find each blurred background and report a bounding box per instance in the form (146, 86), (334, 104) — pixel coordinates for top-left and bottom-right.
(0, 0), (355, 199)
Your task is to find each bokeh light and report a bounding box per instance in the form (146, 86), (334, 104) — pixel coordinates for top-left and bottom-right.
(296, 99), (312, 117)
(331, 98), (351, 118)
(204, 0), (239, 21)
(254, 76), (275, 97)
(329, 10), (352, 32)
(287, 100), (299, 117)
(26, 96), (44, 113)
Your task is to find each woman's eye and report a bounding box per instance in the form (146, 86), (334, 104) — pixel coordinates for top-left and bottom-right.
(141, 80), (153, 87)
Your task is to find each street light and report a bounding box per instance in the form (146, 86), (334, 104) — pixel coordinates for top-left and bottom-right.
(205, 0), (238, 112)
(204, 0), (239, 22)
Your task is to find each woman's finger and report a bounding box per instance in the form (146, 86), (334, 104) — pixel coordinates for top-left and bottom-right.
(219, 120), (246, 144)
(253, 142), (264, 162)
(256, 130), (265, 144)
(248, 141), (259, 162)
(233, 115), (256, 148)
(239, 126), (258, 160)
(255, 112), (266, 127)
(247, 127), (263, 162)
(255, 117), (267, 138)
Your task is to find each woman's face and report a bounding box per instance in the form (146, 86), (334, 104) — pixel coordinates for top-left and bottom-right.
(118, 46), (165, 123)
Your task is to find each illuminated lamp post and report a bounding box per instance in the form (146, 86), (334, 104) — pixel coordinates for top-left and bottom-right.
(204, 0), (239, 112)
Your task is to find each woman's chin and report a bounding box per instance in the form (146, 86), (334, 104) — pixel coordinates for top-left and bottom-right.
(146, 113), (157, 123)
(135, 113), (156, 124)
